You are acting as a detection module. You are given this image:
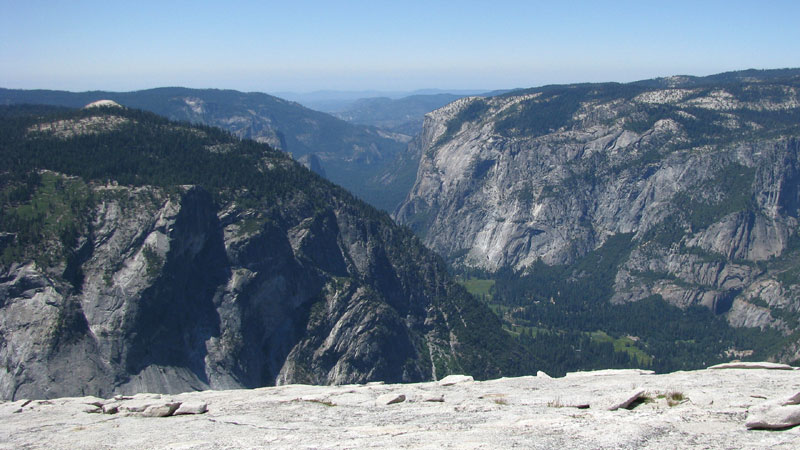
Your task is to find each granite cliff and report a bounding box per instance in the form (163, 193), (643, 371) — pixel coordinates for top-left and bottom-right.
(395, 69), (800, 362)
(0, 105), (523, 400)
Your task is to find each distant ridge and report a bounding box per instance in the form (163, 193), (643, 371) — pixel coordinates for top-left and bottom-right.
(0, 86), (409, 211)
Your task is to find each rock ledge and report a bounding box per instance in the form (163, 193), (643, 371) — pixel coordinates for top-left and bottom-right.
(2, 367), (799, 449)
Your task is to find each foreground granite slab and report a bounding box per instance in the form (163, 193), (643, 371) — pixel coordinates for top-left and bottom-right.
(1, 367), (799, 449)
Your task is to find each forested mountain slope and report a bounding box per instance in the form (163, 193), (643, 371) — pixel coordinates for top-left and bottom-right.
(0, 87), (410, 211)
(0, 104), (528, 400)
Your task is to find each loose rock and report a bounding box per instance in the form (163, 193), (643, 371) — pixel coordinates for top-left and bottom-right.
(708, 362), (794, 370)
(118, 401), (157, 413)
(605, 389), (646, 411)
(376, 394), (405, 405)
(780, 392), (800, 405)
(141, 402), (181, 418)
(746, 405), (800, 429)
(174, 401), (208, 415)
(4, 369), (800, 448)
(438, 375), (474, 386)
(83, 405), (102, 414)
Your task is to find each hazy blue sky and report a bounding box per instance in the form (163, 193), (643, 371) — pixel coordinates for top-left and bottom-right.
(2, 0), (799, 93)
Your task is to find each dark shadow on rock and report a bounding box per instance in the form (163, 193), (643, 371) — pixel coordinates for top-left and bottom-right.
(125, 188), (229, 386)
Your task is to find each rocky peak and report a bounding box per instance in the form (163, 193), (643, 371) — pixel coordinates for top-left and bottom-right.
(83, 99), (123, 109)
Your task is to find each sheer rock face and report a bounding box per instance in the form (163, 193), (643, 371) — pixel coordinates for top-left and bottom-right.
(396, 97), (799, 271)
(0, 179), (498, 401)
(395, 77), (800, 351)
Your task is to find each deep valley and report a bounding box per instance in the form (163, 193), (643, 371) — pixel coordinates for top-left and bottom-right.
(2, 68), (800, 400)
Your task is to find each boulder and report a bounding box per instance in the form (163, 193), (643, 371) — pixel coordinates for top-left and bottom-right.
(118, 400), (159, 413)
(174, 401), (208, 415)
(438, 375), (474, 386)
(708, 362), (794, 370)
(746, 405), (800, 429)
(82, 405), (102, 414)
(141, 402), (181, 418)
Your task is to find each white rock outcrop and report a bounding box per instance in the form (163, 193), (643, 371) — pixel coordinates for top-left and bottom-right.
(708, 361), (794, 370)
(438, 374), (474, 386)
(83, 99), (123, 109)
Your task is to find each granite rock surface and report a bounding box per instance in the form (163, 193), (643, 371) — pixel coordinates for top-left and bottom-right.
(1, 366), (799, 449)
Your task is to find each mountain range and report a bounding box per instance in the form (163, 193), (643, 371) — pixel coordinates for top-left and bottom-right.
(332, 94), (468, 136)
(3, 68), (800, 399)
(0, 87), (411, 212)
(274, 89), (489, 113)
(0, 104), (526, 400)
(395, 68), (800, 367)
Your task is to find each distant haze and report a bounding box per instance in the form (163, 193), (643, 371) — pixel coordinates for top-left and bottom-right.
(277, 89), (490, 112)
(2, 1), (799, 93)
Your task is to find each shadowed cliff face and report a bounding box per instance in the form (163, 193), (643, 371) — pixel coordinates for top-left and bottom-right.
(395, 74), (800, 359)
(0, 107), (520, 400)
(0, 180), (501, 401)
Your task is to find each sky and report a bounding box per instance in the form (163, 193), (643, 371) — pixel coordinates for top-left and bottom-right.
(2, 0), (800, 94)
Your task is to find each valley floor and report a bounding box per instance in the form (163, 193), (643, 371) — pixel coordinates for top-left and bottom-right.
(1, 366), (799, 449)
